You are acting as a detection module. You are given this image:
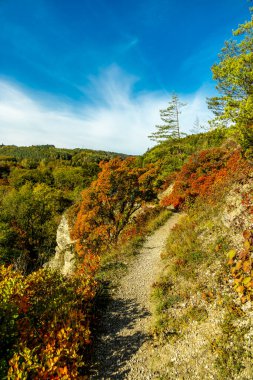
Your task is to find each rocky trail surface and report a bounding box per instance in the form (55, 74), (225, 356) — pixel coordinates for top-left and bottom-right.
(90, 213), (182, 380)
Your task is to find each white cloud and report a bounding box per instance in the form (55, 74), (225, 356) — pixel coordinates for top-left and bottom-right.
(180, 89), (213, 132)
(0, 67), (213, 155)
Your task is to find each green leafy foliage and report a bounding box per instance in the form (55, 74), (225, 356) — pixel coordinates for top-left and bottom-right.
(144, 128), (228, 182)
(0, 145), (127, 273)
(208, 7), (253, 148)
(0, 144), (125, 164)
(0, 183), (69, 273)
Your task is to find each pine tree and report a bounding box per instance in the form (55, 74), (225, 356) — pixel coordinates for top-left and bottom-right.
(149, 94), (186, 143)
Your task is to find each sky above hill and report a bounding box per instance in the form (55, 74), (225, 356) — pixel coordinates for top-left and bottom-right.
(0, 0), (251, 154)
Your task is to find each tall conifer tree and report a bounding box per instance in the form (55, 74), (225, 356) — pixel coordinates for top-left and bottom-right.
(149, 94), (186, 143)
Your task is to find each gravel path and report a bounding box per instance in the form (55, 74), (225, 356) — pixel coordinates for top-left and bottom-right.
(90, 213), (181, 380)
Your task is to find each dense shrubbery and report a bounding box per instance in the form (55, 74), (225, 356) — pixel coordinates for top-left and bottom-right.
(0, 151), (163, 378)
(0, 7), (249, 378)
(0, 266), (98, 379)
(0, 145), (126, 274)
(0, 183), (70, 273)
(161, 147), (251, 209)
(0, 147), (132, 378)
(0, 139), (252, 378)
(143, 128), (228, 182)
(71, 157), (158, 257)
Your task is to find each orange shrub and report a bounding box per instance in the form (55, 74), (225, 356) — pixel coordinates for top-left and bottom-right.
(71, 157), (158, 256)
(0, 266), (98, 379)
(161, 148), (250, 209)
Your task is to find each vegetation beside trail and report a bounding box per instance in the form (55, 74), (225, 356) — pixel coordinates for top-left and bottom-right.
(143, 128), (228, 183)
(145, 8), (253, 377)
(0, 145), (129, 378)
(0, 6), (253, 379)
(151, 145), (253, 378)
(0, 147), (171, 378)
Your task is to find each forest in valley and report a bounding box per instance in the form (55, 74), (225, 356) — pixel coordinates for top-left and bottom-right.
(0, 6), (253, 380)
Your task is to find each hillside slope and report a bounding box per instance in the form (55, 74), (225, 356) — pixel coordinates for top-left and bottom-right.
(149, 146), (253, 379)
(0, 136), (252, 379)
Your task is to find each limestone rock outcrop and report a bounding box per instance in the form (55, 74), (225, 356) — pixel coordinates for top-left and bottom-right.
(48, 215), (76, 275)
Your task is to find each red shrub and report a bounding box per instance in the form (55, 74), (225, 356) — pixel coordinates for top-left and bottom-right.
(161, 148), (250, 209)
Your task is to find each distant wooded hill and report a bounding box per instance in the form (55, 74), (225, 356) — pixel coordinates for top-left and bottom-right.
(0, 144), (127, 163)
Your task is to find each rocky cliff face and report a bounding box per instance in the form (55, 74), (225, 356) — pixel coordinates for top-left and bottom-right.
(48, 215), (76, 276)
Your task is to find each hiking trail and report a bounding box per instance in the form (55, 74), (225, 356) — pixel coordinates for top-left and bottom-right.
(90, 213), (182, 380)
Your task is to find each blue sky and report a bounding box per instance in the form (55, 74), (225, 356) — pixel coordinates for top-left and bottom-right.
(0, 0), (251, 154)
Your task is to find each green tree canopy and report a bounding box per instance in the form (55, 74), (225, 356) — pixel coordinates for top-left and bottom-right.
(0, 184), (69, 273)
(207, 7), (253, 147)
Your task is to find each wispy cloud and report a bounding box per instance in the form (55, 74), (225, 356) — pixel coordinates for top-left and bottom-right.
(0, 66), (213, 154)
(120, 37), (139, 53)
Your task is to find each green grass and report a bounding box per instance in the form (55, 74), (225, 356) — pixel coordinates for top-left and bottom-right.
(146, 209), (173, 231)
(151, 197), (231, 340)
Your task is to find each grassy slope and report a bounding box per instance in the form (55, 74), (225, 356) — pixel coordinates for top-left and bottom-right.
(150, 140), (253, 379)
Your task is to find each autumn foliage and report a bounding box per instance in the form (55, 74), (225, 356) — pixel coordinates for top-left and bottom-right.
(161, 147), (250, 209)
(0, 156), (159, 378)
(0, 266), (98, 379)
(71, 157), (158, 257)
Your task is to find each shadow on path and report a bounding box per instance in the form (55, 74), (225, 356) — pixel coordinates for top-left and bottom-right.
(90, 297), (150, 379)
